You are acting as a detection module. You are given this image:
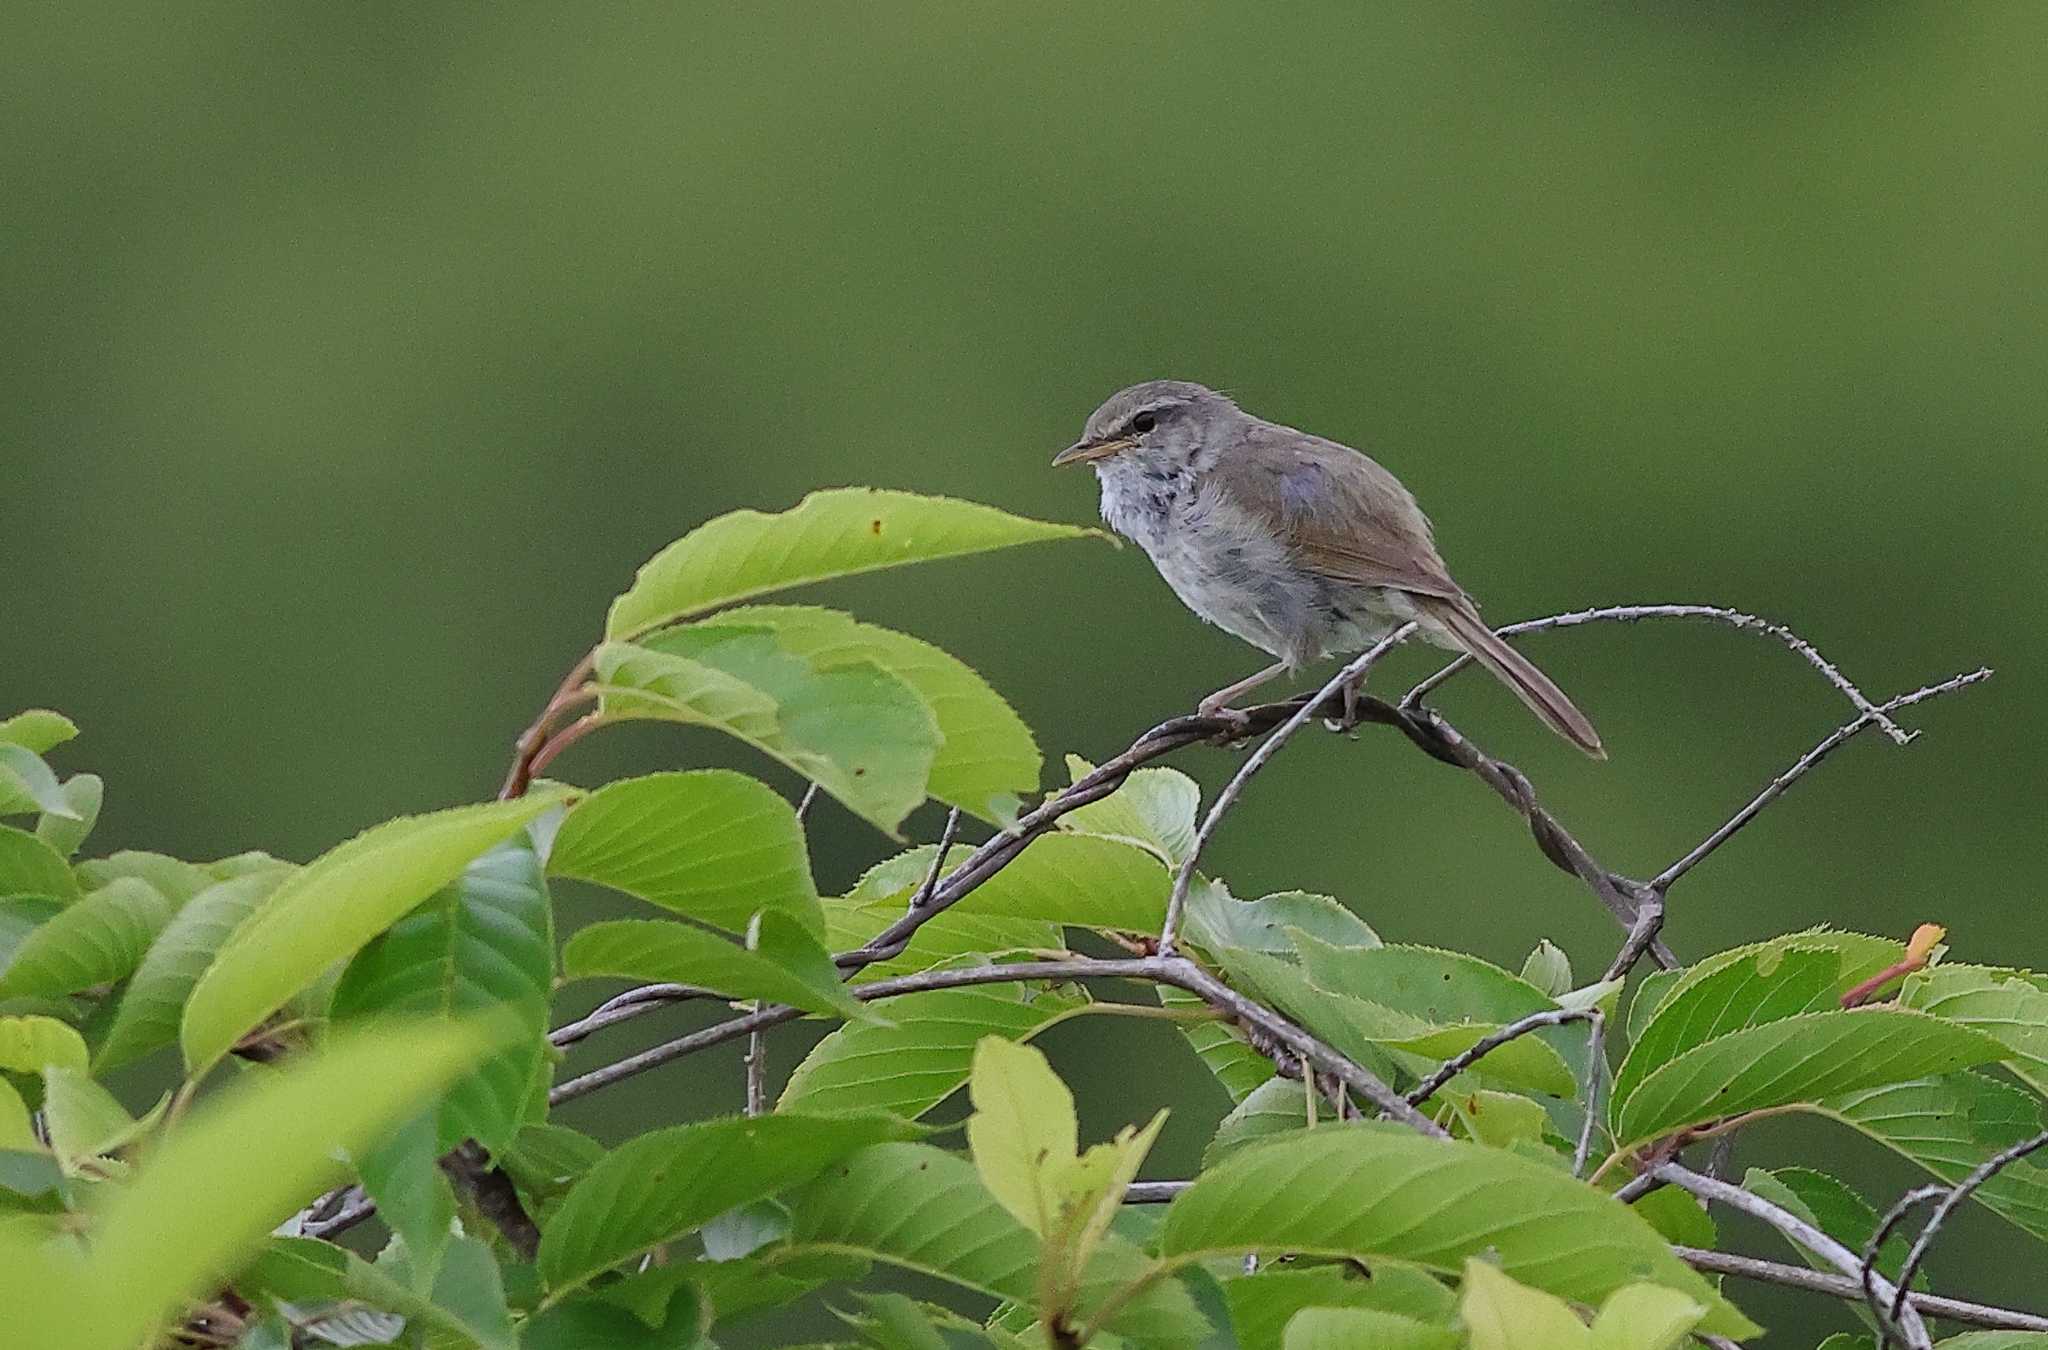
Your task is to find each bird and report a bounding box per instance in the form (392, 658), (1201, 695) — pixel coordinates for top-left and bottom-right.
(1052, 379), (1604, 757)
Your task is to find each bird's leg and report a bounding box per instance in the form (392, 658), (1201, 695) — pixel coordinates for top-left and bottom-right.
(1197, 661), (1289, 718)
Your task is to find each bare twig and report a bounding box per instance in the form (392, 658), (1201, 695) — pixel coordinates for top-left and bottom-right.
(1401, 604), (1912, 744)
(1575, 1011), (1606, 1179)
(912, 807), (962, 910)
(1658, 1163), (1930, 1349)
(1123, 1181), (1191, 1204)
(743, 915), (768, 1117)
(795, 780), (821, 821)
(1677, 1246), (2048, 1333)
(1159, 628), (1411, 955)
(1403, 1006), (1596, 1108)
(1874, 1128), (2048, 1336)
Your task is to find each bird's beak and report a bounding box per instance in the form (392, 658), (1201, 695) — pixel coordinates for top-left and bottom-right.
(1051, 436), (1135, 468)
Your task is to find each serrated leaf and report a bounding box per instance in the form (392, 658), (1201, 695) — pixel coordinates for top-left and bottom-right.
(618, 624), (940, 835)
(0, 826), (78, 903)
(1819, 1072), (2048, 1240)
(0, 877), (176, 1000)
(563, 912), (867, 1021)
(1626, 967), (1685, 1046)
(1297, 939), (1558, 1027)
(823, 894), (1059, 983)
(0, 710), (78, 754)
(180, 792), (566, 1071)
(1056, 755), (1199, 866)
(1612, 946), (1839, 1111)
(96, 869), (290, 1070)
(1636, 930), (1902, 1032)
(966, 1036), (1079, 1235)
(604, 488), (1099, 638)
(1742, 1167), (1917, 1298)
(33, 774), (101, 857)
(328, 841), (555, 1151)
(41, 1067), (161, 1170)
(850, 833), (1168, 934)
(83, 1019), (499, 1349)
(548, 770), (823, 937)
(780, 981), (1087, 1119)
(1159, 1124), (1756, 1337)
(1522, 940), (1574, 998)
(1204, 1075), (1335, 1168)
(1285, 1306), (1459, 1350)
(1185, 884), (1380, 956)
(0, 1014), (88, 1072)
(74, 850), (217, 904)
(786, 1141), (1208, 1346)
(0, 746), (77, 819)
(1165, 983), (1275, 1103)
(1902, 964), (2048, 1097)
(710, 605), (1040, 822)
(537, 1112), (916, 1294)
(1225, 1265), (1458, 1350)
(1611, 1009), (2005, 1150)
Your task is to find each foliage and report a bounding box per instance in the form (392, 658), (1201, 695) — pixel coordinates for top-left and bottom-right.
(0, 488), (2034, 1348)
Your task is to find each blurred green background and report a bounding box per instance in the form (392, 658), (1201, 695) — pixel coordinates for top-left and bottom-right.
(5, 3), (2043, 1341)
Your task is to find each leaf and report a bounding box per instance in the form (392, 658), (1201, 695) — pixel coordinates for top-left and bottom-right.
(1205, 1075), (1336, 1168)
(0, 745), (77, 819)
(714, 605), (1041, 822)
(0, 1014), (88, 1072)
(786, 1141), (1208, 1345)
(966, 1036), (1078, 1235)
(823, 895), (1059, 983)
(1902, 964), (2048, 1097)
(1284, 1306), (1459, 1350)
(1522, 940), (1574, 998)
(1742, 1167), (1916, 1291)
(1634, 930), (1903, 1031)
(1459, 1258), (1590, 1350)
(1185, 884), (1380, 956)
(328, 840), (555, 1151)
(0, 877), (177, 1000)
(1588, 1283), (1709, 1350)
(779, 980), (1087, 1119)
(0, 894), (63, 968)
(616, 624), (939, 835)
(536, 1111), (916, 1294)
(1297, 940), (1557, 1028)
(354, 1110), (457, 1291)
(850, 833), (1167, 934)
(499, 1122), (606, 1204)
(41, 1067), (160, 1170)
(0, 710), (78, 754)
(1626, 968), (1685, 1046)
(562, 913), (867, 1021)
(1225, 1265), (1458, 1350)
(0, 1079), (34, 1150)
(0, 825), (78, 903)
(346, 1233), (516, 1350)
(1933, 1337), (2048, 1349)
(1165, 983), (1275, 1103)
(83, 1018), (499, 1349)
(33, 774), (101, 857)
(1611, 946), (1839, 1111)
(1819, 1072), (2048, 1240)
(604, 488), (1099, 638)
(1611, 1008), (2005, 1150)
(96, 869), (291, 1070)
(74, 850), (218, 904)
(1159, 1124), (1756, 1338)
(548, 770), (823, 936)
(1057, 755), (1200, 866)
(180, 792), (566, 1071)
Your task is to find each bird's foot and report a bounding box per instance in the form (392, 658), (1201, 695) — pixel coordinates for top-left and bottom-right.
(1195, 697), (1255, 743)
(1320, 673), (1365, 737)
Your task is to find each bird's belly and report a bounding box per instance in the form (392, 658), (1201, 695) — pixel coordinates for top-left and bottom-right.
(1143, 525), (1366, 666)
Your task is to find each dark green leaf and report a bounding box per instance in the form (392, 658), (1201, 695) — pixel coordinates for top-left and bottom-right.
(355, 1110), (457, 1290)
(1205, 1075), (1336, 1168)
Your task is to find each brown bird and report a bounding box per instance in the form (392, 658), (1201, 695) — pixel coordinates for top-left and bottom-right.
(1053, 380), (1603, 757)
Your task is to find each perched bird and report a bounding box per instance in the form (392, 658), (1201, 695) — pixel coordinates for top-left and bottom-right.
(1053, 379), (1604, 757)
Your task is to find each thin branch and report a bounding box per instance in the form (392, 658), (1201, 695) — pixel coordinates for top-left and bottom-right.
(913, 808), (962, 910)
(1575, 1011), (1606, 1179)
(550, 982), (704, 1047)
(499, 652), (599, 799)
(795, 780), (821, 821)
(1123, 1181), (1190, 1204)
(1876, 1127), (2048, 1334)
(1404, 1007), (1597, 1108)
(1657, 1163), (1930, 1350)
(1401, 604), (1913, 744)
(1651, 669), (1991, 892)
(1160, 627), (1412, 955)
(1676, 1247), (2048, 1333)
(743, 915), (767, 1117)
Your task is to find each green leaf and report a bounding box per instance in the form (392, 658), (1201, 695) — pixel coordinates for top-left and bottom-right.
(604, 488), (1099, 638)
(850, 833), (1167, 934)
(1284, 1306), (1458, 1350)
(41, 1067), (160, 1170)
(524, 1277), (705, 1350)
(0, 710), (78, 755)
(346, 1233), (516, 1350)
(0, 746), (77, 819)
(548, 770), (823, 937)
(328, 840), (555, 1151)
(1521, 940), (1574, 998)
(33, 774), (101, 857)
(1056, 755), (1200, 866)
(1205, 1075), (1336, 1168)
(355, 1109), (457, 1290)
(1296, 940), (1557, 1027)
(499, 1122), (606, 1204)
(1588, 1283), (1709, 1350)
(1626, 968), (1685, 1046)
(82, 1018), (500, 1349)
(180, 792), (566, 1071)
(1185, 884), (1380, 956)
(0, 894), (63, 968)
(73, 850), (217, 904)
(823, 894), (1059, 983)
(0, 1014), (88, 1072)
(1742, 1167), (1915, 1292)
(1460, 1258), (1591, 1350)
(1225, 1265), (1457, 1350)
(1611, 1008), (2005, 1150)
(967, 1037), (1079, 1234)
(1933, 1337), (2048, 1348)
(1165, 982), (1275, 1103)
(615, 624), (939, 835)
(1902, 964), (2048, 1097)
(96, 869), (291, 1070)
(0, 877), (176, 1000)
(562, 913), (867, 1021)
(0, 825), (78, 903)
(780, 980), (1087, 1119)
(786, 1141), (1208, 1345)
(1159, 1124), (1756, 1338)
(1611, 946), (1839, 1111)
(537, 1111), (916, 1294)
(0, 1078), (34, 1150)
(1634, 930), (1902, 1032)
(711, 605), (1040, 822)
(1819, 1072), (2048, 1240)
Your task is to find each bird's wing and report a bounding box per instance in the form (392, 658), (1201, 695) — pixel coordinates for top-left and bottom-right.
(1209, 424), (1468, 601)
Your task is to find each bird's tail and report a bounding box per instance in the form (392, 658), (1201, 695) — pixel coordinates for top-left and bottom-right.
(1416, 596), (1606, 759)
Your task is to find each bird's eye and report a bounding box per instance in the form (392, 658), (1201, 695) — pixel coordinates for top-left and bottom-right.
(1130, 412), (1156, 435)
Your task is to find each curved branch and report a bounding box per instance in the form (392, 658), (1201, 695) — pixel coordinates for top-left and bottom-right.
(1403, 1006), (1597, 1108)
(1874, 1127), (2048, 1335)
